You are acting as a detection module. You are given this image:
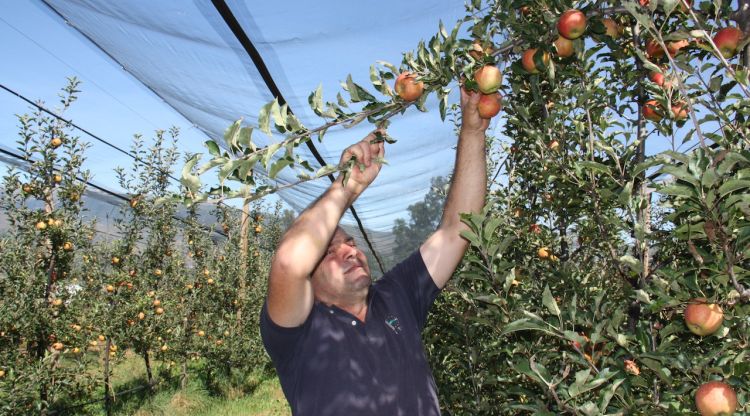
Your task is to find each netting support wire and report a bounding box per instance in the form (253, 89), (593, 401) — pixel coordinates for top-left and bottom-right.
(210, 0), (385, 274)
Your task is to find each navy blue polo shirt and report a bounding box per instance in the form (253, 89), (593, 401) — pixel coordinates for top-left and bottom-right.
(260, 250), (442, 416)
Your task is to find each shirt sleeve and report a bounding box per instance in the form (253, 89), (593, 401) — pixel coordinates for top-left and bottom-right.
(259, 301), (307, 375)
(382, 250), (441, 330)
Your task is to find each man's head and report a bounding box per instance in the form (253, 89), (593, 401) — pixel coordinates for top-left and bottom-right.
(311, 227), (371, 304)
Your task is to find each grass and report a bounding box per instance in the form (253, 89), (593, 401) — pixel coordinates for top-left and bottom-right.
(66, 351), (290, 415)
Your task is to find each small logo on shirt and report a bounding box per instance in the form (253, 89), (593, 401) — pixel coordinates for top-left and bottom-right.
(385, 314), (401, 334)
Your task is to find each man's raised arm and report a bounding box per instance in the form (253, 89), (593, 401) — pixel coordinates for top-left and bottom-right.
(266, 130), (385, 327)
(420, 88), (490, 288)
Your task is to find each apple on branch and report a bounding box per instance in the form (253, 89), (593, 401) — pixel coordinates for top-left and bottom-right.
(695, 381), (737, 416)
(684, 298), (723, 336)
(554, 36), (574, 58)
(521, 49), (550, 74)
(394, 72), (424, 102)
(643, 99), (663, 122)
(557, 10), (587, 40)
(713, 27), (744, 59)
(474, 65), (502, 94)
(477, 92), (502, 119)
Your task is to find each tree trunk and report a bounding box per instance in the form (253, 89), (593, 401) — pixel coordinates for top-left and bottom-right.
(180, 362), (189, 390)
(237, 198), (251, 322)
(142, 350), (154, 386)
(103, 337), (113, 416)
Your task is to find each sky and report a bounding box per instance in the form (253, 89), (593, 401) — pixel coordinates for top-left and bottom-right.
(0, 1), (215, 197)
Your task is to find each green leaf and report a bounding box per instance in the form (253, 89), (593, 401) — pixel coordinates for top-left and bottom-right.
(308, 84), (324, 116)
(269, 158), (293, 179)
(181, 154), (202, 194)
(262, 143), (282, 169)
(542, 285), (561, 318)
(258, 101), (273, 135)
(205, 140), (220, 157)
(577, 161), (613, 176)
(619, 255), (641, 273)
(500, 318), (558, 337)
(718, 180), (750, 198)
(223, 119), (242, 149)
(658, 184), (696, 198)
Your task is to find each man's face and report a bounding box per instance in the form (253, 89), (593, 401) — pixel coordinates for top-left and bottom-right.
(312, 228), (371, 299)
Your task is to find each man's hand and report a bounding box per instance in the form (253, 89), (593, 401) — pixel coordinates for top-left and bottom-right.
(460, 87), (491, 135)
(338, 129), (386, 199)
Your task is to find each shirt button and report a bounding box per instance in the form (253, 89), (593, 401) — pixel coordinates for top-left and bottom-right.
(351, 321), (357, 326)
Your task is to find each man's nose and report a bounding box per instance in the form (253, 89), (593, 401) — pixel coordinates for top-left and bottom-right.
(339, 244), (357, 259)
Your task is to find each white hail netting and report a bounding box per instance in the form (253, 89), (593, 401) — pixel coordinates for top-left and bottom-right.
(6, 0), (487, 270)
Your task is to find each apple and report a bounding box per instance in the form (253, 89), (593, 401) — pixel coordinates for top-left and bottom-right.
(160, 344), (168, 352)
(154, 268), (162, 277)
(537, 247), (551, 259)
(643, 99), (663, 122)
(22, 184), (33, 193)
(548, 140), (560, 151)
(197, 330), (205, 337)
(519, 5), (531, 16)
(474, 65), (502, 94)
(646, 39), (664, 59)
(521, 48), (549, 74)
(666, 39), (690, 57)
(52, 342), (64, 351)
(50, 137), (62, 148)
(521, 49), (550, 74)
(62, 241), (73, 252)
(207, 278), (215, 285)
(554, 36), (575, 58)
(0, 370), (5, 378)
(35, 221), (47, 231)
(513, 207), (523, 217)
(648, 69), (670, 88)
(106, 284), (115, 293)
(138, 312), (146, 320)
(255, 225), (263, 234)
(695, 381), (737, 416)
(557, 9), (587, 40)
(602, 18), (622, 39)
(155, 307), (164, 315)
(394, 72), (424, 102)
(713, 27), (743, 59)
(111, 256), (120, 265)
(153, 299), (161, 307)
(529, 224), (542, 234)
(684, 298), (723, 336)
(52, 174), (63, 184)
(672, 102), (688, 121)
(477, 92), (503, 119)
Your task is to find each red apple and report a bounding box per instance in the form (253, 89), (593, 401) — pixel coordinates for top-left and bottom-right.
(521, 49), (550, 74)
(477, 92), (502, 119)
(602, 18), (622, 39)
(695, 381), (737, 416)
(519, 6), (531, 16)
(643, 99), (663, 122)
(713, 27), (743, 59)
(474, 65), (502, 94)
(554, 36), (574, 58)
(648, 69), (670, 88)
(557, 9), (587, 40)
(394, 72), (424, 102)
(646, 39), (665, 59)
(684, 298), (723, 336)
(671, 102), (688, 121)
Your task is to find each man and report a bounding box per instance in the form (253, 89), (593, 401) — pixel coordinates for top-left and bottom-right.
(260, 87), (489, 415)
